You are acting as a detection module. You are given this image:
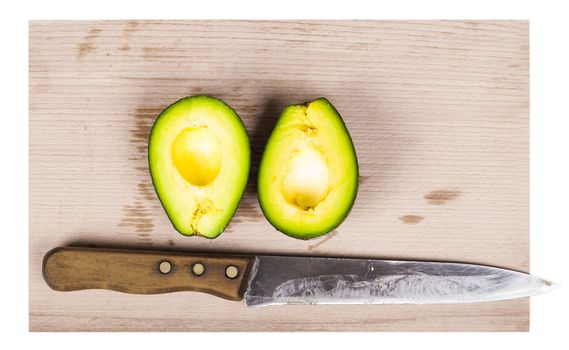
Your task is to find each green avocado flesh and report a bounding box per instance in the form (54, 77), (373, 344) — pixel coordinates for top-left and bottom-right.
(257, 98), (358, 239)
(148, 96), (250, 238)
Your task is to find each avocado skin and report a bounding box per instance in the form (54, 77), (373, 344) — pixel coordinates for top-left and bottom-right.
(257, 97), (359, 240)
(148, 95), (250, 239)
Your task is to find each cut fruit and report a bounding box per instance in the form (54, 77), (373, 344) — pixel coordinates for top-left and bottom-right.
(257, 98), (359, 239)
(148, 96), (250, 238)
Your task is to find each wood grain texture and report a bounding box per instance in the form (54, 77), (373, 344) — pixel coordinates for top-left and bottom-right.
(43, 247), (255, 300)
(29, 20), (529, 331)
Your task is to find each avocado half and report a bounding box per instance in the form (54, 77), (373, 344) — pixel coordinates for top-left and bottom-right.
(148, 96), (250, 238)
(257, 98), (359, 239)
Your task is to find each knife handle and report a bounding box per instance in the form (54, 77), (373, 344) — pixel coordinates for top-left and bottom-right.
(42, 247), (255, 301)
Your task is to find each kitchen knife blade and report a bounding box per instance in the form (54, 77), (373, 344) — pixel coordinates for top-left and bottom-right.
(43, 247), (557, 307)
(244, 255), (557, 307)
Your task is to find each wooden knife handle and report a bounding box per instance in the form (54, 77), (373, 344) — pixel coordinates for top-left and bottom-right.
(42, 247), (256, 301)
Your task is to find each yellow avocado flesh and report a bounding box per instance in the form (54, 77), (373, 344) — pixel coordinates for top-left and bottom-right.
(258, 98), (358, 239)
(282, 146), (330, 209)
(149, 96), (250, 238)
(172, 127), (222, 186)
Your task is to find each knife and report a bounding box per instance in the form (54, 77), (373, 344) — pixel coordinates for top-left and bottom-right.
(42, 247), (558, 307)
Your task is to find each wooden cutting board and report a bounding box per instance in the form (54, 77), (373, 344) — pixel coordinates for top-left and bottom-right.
(29, 20), (529, 331)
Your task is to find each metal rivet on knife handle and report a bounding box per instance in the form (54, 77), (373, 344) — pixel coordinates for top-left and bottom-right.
(225, 265), (239, 279)
(159, 261), (172, 274)
(192, 263), (205, 276)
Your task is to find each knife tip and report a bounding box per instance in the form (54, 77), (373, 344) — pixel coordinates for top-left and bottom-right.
(542, 278), (560, 288)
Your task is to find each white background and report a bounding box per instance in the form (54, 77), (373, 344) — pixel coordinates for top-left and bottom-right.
(1, 0), (567, 349)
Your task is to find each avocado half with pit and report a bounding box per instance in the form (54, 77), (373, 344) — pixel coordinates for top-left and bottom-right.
(148, 96), (250, 238)
(257, 98), (358, 239)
